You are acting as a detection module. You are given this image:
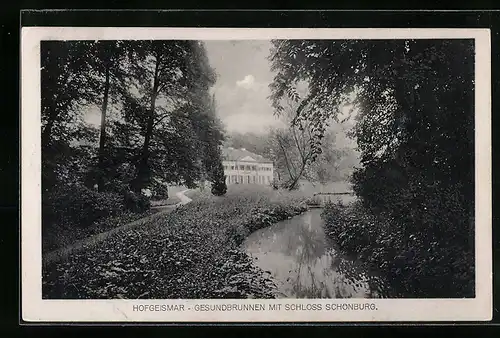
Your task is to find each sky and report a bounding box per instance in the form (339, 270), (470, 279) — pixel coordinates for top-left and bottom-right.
(204, 40), (282, 135)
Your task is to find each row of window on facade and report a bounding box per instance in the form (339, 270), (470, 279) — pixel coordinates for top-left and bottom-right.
(224, 164), (272, 171)
(226, 175), (272, 184)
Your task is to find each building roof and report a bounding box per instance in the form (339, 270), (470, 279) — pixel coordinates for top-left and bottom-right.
(222, 147), (273, 163)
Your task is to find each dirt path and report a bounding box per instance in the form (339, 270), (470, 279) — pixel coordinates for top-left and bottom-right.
(42, 189), (192, 267)
(175, 189), (192, 205)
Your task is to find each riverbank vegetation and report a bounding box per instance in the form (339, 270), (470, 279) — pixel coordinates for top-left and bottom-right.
(322, 200), (473, 298)
(42, 185), (308, 299)
(269, 39), (475, 297)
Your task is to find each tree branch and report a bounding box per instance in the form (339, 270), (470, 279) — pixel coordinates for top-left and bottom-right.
(152, 112), (170, 129)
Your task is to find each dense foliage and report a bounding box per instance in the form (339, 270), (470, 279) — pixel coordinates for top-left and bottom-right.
(269, 39), (475, 297)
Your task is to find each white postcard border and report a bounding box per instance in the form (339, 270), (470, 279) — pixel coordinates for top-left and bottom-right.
(21, 27), (492, 322)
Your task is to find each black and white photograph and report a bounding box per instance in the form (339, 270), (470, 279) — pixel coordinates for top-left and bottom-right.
(21, 27), (492, 322)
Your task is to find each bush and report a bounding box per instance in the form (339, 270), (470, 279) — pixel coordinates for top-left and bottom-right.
(148, 179), (169, 200)
(123, 190), (151, 213)
(322, 197), (474, 298)
(210, 162), (227, 196)
(342, 141), (475, 298)
(43, 184), (125, 229)
(211, 182), (227, 196)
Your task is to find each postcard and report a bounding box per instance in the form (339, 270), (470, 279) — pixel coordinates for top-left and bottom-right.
(21, 27), (492, 322)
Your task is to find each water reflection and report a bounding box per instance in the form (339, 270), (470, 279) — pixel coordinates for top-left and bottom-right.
(242, 208), (387, 299)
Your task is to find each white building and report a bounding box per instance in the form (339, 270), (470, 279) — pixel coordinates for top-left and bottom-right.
(222, 147), (274, 185)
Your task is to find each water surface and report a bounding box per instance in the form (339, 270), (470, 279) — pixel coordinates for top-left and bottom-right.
(242, 207), (388, 299)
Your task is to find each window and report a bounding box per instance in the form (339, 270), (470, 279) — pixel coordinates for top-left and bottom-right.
(247, 176), (250, 184)
(231, 166), (234, 170)
(240, 165), (244, 170)
(232, 175), (237, 183)
(239, 175), (243, 183)
(252, 176), (256, 183)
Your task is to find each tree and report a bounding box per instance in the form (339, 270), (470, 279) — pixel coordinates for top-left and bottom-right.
(40, 39), (229, 246)
(124, 40), (186, 191)
(111, 40), (222, 193)
(267, 94), (334, 190)
(41, 41), (100, 190)
(41, 41), (97, 150)
(184, 44), (224, 188)
(40, 39), (225, 196)
(90, 41), (131, 191)
(269, 39), (474, 212)
(210, 152), (228, 196)
(303, 131), (346, 184)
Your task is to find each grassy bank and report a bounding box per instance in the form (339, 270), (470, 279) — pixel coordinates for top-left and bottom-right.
(42, 185), (308, 299)
(42, 209), (161, 254)
(321, 201), (474, 298)
(44, 186), (201, 253)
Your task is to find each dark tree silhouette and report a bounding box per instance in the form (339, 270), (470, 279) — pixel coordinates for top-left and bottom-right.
(210, 160), (228, 196)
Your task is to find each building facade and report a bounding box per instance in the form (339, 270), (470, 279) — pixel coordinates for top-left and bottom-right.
(221, 147), (274, 185)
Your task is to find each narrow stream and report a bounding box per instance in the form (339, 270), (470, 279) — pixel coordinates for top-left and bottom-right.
(242, 207), (389, 299)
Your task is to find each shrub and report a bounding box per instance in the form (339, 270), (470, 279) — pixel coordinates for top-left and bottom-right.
(43, 184), (125, 229)
(211, 162), (227, 196)
(343, 136), (475, 298)
(123, 190), (151, 213)
(322, 196), (474, 298)
(148, 179), (169, 200)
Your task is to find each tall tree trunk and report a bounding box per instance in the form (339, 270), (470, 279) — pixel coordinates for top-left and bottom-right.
(97, 61), (111, 192)
(133, 56), (160, 192)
